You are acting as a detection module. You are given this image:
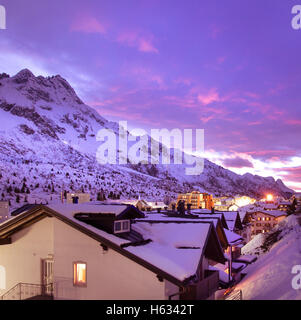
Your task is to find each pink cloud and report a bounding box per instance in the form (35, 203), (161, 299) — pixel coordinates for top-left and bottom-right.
(71, 15), (106, 34)
(197, 88), (220, 105)
(285, 119), (301, 126)
(246, 149), (297, 158)
(117, 31), (158, 53)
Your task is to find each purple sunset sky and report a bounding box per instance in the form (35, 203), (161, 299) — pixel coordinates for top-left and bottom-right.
(0, 0), (301, 191)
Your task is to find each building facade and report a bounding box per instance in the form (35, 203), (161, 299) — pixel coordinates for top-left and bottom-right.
(244, 210), (286, 238)
(177, 191), (214, 210)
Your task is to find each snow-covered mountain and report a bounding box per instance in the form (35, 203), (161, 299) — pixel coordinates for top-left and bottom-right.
(0, 69), (294, 208)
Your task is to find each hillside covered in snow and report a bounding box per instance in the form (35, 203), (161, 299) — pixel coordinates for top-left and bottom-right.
(236, 214), (301, 299)
(0, 69), (294, 209)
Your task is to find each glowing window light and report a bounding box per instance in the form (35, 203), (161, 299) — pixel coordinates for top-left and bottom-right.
(74, 262), (87, 286)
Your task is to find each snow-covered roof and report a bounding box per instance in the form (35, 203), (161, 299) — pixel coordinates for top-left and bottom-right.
(209, 264), (232, 283)
(1, 204), (130, 246)
(233, 254), (257, 264)
(138, 213), (218, 227)
(191, 209), (212, 214)
(223, 228), (243, 246)
(146, 201), (167, 208)
(256, 209), (287, 218)
(264, 204), (279, 210)
(127, 222), (211, 281)
(48, 203), (130, 216)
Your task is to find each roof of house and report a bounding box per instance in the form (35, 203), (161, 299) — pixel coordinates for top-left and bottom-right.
(191, 212), (228, 229)
(278, 201), (291, 206)
(136, 212), (229, 249)
(255, 209), (287, 218)
(223, 228), (243, 246)
(127, 222), (213, 281)
(264, 204), (279, 210)
(219, 211), (243, 231)
(0, 204), (225, 286)
(146, 202), (167, 208)
(48, 203), (144, 218)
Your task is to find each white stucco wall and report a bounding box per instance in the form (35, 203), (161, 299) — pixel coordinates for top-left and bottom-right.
(0, 217), (54, 297)
(52, 218), (168, 300)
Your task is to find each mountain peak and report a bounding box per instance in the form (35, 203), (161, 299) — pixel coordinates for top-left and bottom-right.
(13, 69), (35, 83)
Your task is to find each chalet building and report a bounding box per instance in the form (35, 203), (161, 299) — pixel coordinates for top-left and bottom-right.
(0, 203), (226, 300)
(277, 201), (291, 212)
(213, 197), (234, 211)
(177, 192), (214, 210)
(66, 192), (90, 204)
(243, 210), (287, 238)
(139, 210), (249, 289)
(0, 201), (9, 223)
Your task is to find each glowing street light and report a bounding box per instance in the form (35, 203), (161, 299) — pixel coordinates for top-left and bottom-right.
(266, 194), (273, 201)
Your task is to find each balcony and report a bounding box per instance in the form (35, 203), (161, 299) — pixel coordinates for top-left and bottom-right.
(195, 270), (219, 300)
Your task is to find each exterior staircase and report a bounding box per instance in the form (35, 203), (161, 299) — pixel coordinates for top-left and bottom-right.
(0, 283), (54, 300)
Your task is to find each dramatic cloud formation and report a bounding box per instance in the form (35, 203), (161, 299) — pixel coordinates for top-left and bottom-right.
(0, 0), (300, 190)
(223, 157), (254, 169)
(71, 15), (107, 34)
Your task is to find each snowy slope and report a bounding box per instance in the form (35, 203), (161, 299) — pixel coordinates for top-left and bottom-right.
(0, 70), (294, 209)
(236, 215), (301, 299)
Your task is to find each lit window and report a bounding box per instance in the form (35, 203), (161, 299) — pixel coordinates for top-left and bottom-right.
(73, 262), (87, 286)
(114, 220), (130, 234)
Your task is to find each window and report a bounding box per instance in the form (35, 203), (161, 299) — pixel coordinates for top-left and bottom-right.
(73, 262), (87, 287)
(114, 220), (130, 234)
(257, 217), (261, 221)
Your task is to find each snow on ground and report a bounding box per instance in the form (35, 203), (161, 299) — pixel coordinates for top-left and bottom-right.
(235, 215), (301, 300)
(241, 233), (266, 255)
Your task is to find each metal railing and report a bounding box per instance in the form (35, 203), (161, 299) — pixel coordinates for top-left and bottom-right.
(0, 283), (54, 300)
(224, 289), (242, 300)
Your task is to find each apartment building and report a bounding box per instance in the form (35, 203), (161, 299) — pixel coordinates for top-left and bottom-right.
(177, 191), (214, 210)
